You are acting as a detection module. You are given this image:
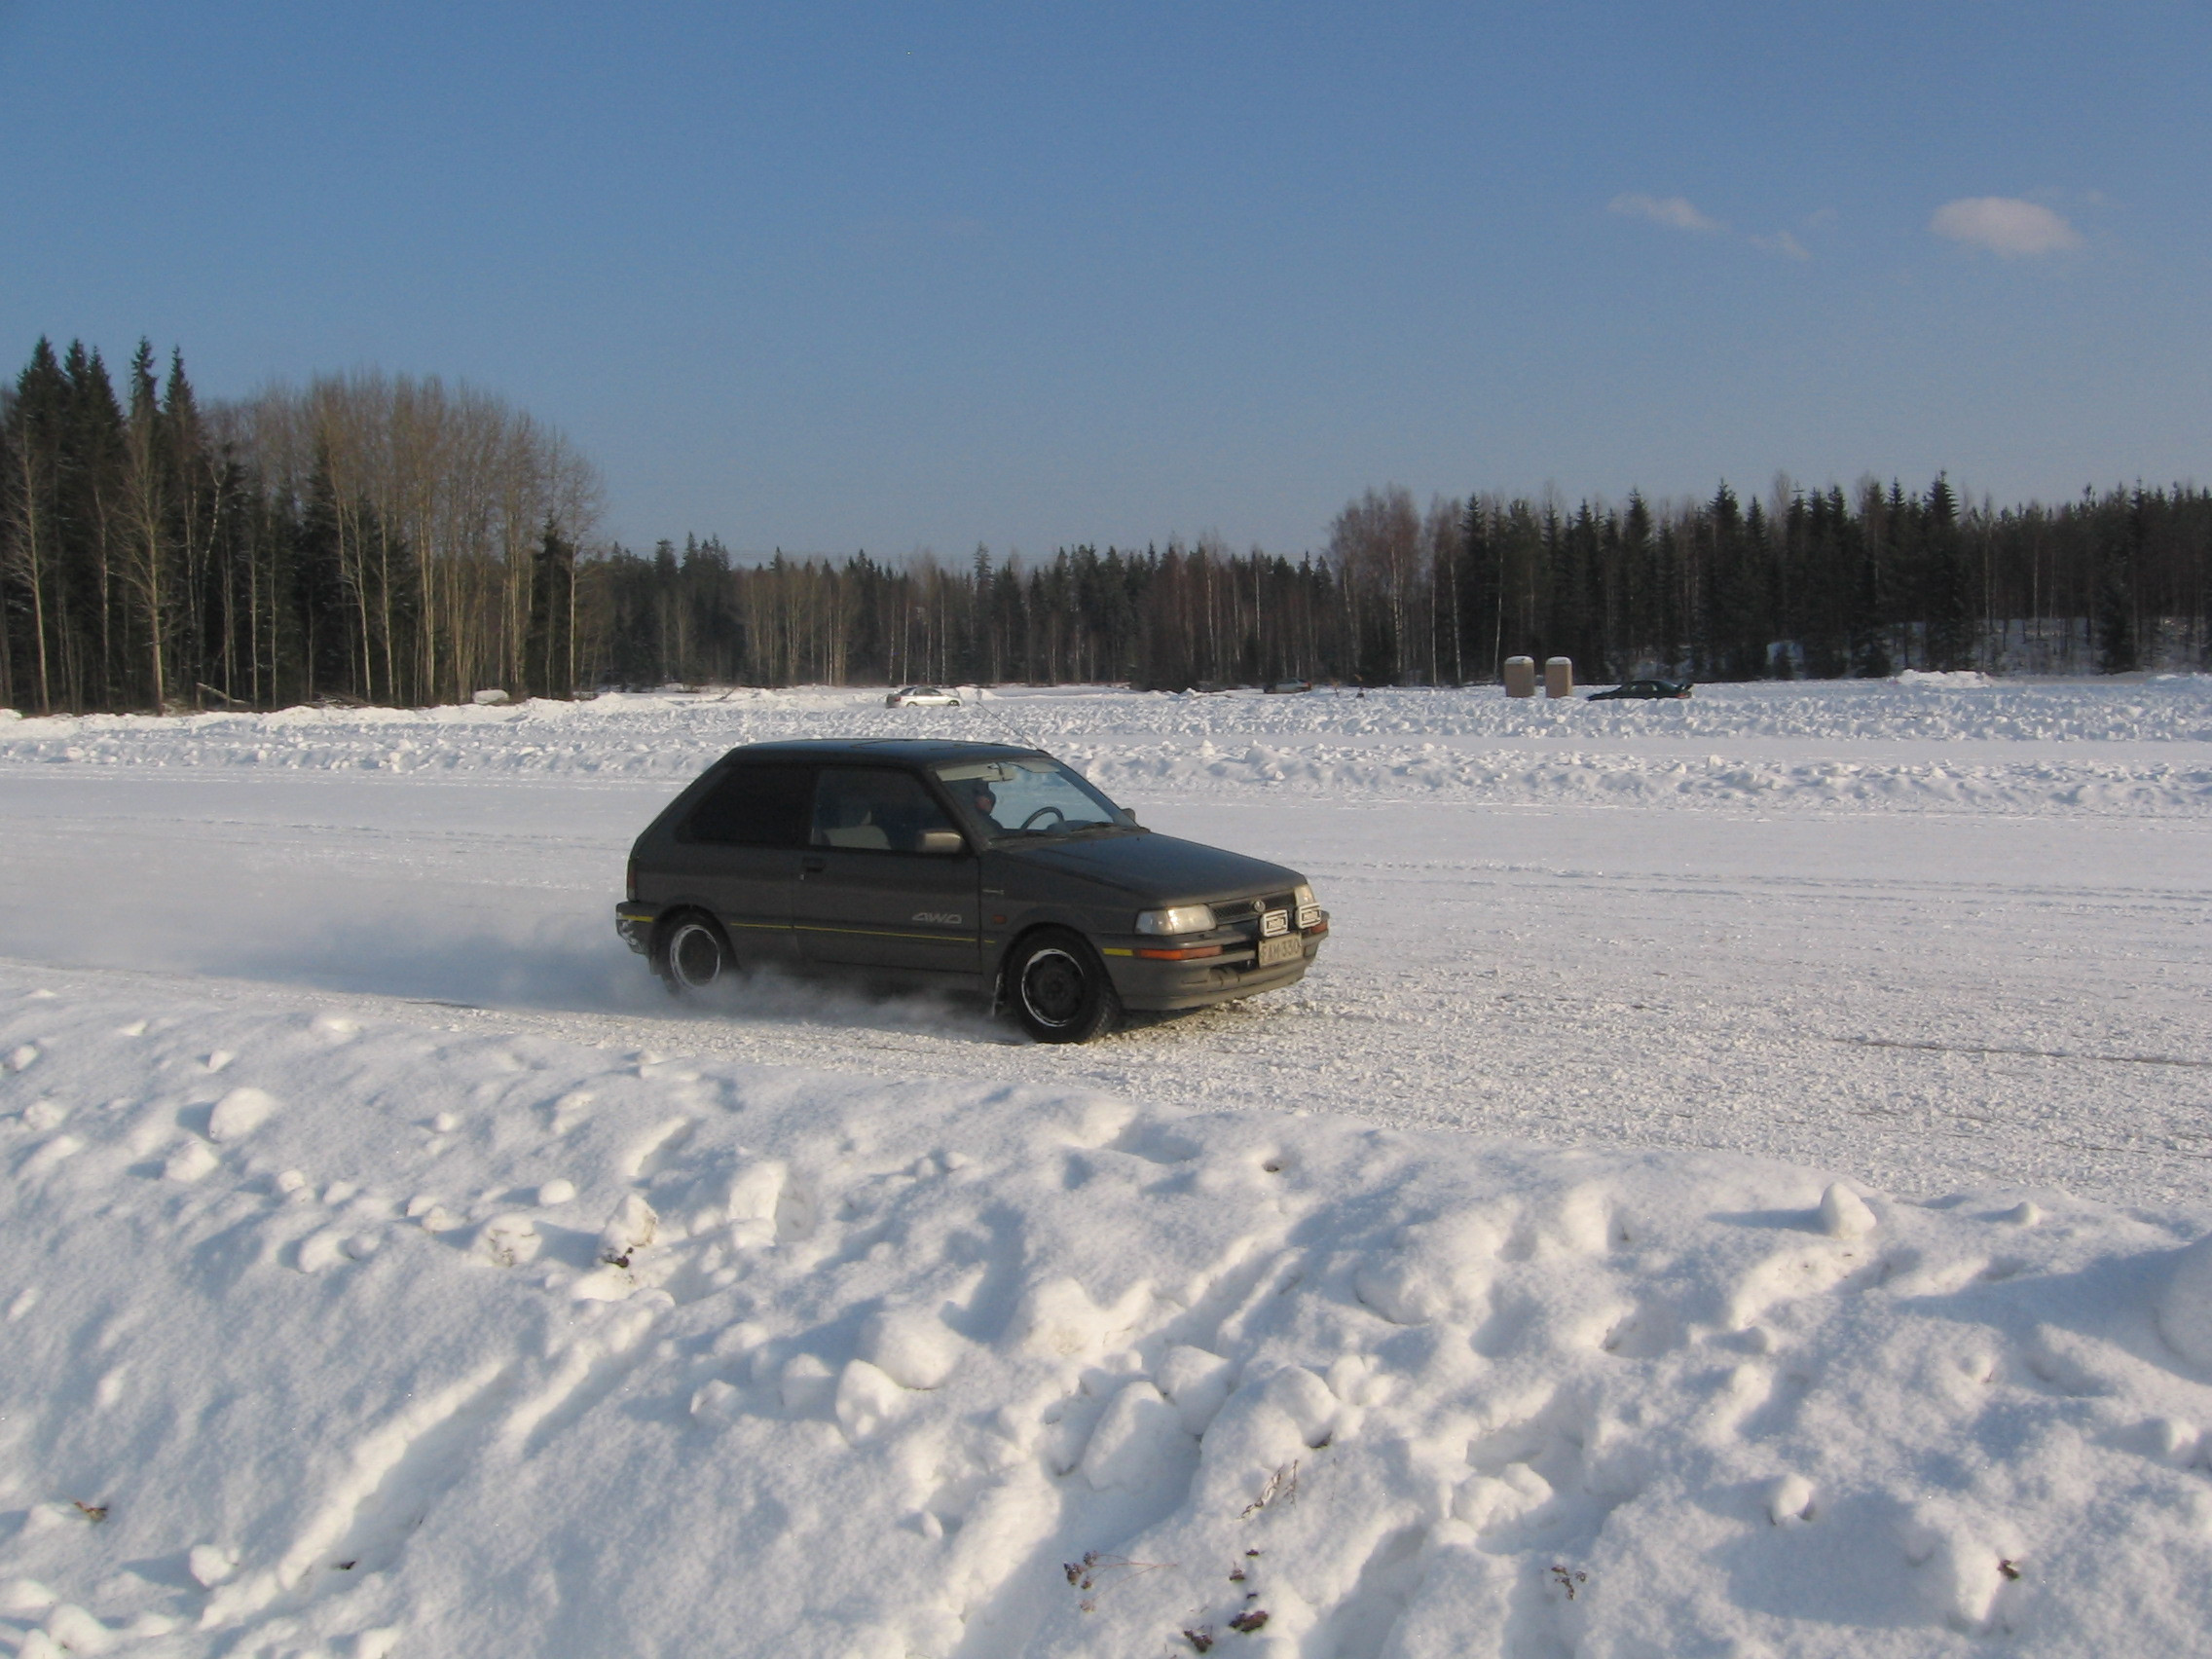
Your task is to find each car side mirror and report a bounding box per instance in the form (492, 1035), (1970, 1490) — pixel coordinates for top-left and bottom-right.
(1124, 807), (1138, 825)
(917, 830), (966, 856)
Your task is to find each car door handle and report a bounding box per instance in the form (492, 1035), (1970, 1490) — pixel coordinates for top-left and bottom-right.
(800, 856), (827, 875)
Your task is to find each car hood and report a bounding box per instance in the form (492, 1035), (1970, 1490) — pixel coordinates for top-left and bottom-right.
(999, 830), (1300, 902)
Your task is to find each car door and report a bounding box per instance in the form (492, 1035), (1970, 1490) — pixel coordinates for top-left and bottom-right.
(794, 766), (980, 977)
(662, 761), (813, 967)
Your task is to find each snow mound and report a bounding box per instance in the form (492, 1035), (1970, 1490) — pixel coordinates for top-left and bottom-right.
(206, 1085), (281, 1141)
(1893, 670), (1994, 688)
(3, 678), (2210, 823)
(4, 978), (2211, 1655)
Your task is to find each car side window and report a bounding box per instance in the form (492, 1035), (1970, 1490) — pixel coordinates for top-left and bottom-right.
(810, 768), (957, 854)
(678, 763), (815, 846)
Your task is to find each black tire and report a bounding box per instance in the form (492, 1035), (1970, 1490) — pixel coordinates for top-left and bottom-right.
(1006, 928), (1119, 1044)
(654, 911), (733, 996)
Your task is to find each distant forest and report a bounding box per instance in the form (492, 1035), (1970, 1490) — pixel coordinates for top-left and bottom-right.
(0, 339), (599, 717)
(4, 337), (2207, 715)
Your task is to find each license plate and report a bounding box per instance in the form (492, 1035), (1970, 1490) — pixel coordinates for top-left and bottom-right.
(1256, 934), (1303, 968)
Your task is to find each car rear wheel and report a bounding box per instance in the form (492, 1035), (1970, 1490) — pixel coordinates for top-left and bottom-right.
(655, 911), (733, 995)
(1007, 929), (1118, 1044)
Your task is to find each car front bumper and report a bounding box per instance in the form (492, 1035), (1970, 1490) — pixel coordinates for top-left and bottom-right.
(1097, 914), (1328, 1012)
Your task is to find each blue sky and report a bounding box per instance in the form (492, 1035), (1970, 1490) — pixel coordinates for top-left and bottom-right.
(3, 2), (2205, 558)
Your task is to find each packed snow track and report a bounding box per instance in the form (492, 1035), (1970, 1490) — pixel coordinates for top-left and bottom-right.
(2, 679), (2210, 1657)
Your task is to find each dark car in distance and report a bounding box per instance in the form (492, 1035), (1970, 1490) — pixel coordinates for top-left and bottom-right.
(1588, 679), (1693, 701)
(615, 739), (1328, 1042)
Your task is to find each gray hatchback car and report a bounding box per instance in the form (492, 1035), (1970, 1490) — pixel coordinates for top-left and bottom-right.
(614, 739), (1328, 1042)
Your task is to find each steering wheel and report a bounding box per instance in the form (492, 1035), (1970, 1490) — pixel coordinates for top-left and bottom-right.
(1019, 804), (1067, 830)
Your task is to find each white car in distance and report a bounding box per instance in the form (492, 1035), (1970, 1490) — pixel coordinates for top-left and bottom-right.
(885, 685), (962, 708)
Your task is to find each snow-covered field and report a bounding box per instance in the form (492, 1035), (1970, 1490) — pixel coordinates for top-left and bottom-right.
(3, 680), (2210, 1656)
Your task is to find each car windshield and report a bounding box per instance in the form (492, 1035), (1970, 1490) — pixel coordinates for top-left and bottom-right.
(933, 756), (1132, 838)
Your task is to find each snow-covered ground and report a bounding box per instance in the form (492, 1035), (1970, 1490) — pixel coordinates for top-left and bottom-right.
(3, 680), (2211, 1656)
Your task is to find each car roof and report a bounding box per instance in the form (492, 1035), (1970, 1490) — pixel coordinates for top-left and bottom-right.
(717, 738), (1043, 766)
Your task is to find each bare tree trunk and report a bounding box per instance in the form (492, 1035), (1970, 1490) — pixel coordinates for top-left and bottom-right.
(5, 440), (55, 712)
(121, 405), (169, 711)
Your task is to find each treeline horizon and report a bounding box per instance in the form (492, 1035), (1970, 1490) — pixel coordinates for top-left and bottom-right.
(4, 336), (2207, 715)
(0, 337), (600, 719)
(553, 473), (2212, 694)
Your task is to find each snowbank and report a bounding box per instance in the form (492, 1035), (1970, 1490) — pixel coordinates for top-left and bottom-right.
(1077, 740), (2212, 817)
(1891, 670), (1993, 689)
(5, 680), (2212, 818)
(5, 977), (2212, 1656)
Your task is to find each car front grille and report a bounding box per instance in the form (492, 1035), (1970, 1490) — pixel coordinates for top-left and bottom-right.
(1215, 894), (1300, 931)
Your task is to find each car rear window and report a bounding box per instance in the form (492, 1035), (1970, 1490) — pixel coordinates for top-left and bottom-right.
(679, 763), (815, 846)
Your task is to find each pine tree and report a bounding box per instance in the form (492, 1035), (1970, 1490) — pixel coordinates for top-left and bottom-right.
(1459, 498), (1500, 681)
(162, 349), (218, 706)
(2094, 494), (2140, 673)
(1699, 483), (1762, 680)
(1921, 474), (1972, 670)
(293, 446), (351, 698)
(523, 519), (576, 698)
(58, 343), (127, 707)
(120, 340), (173, 708)
(1620, 492), (1655, 675)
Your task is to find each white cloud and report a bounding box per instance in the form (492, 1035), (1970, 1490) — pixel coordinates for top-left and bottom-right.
(1609, 193), (1814, 263)
(1608, 193), (1723, 234)
(1751, 230), (1812, 261)
(1930, 197), (2083, 257)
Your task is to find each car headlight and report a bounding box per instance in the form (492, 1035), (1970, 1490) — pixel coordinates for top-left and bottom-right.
(1294, 883), (1320, 930)
(1135, 903), (1215, 937)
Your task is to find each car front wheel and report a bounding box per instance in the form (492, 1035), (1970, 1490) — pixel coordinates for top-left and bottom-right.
(656, 911), (733, 995)
(1006, 929), (1118, 1044)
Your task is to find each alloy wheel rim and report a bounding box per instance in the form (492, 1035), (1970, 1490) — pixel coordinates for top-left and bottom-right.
(670, 923), (722, 989)
(1020, 948), (1085, 1026)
